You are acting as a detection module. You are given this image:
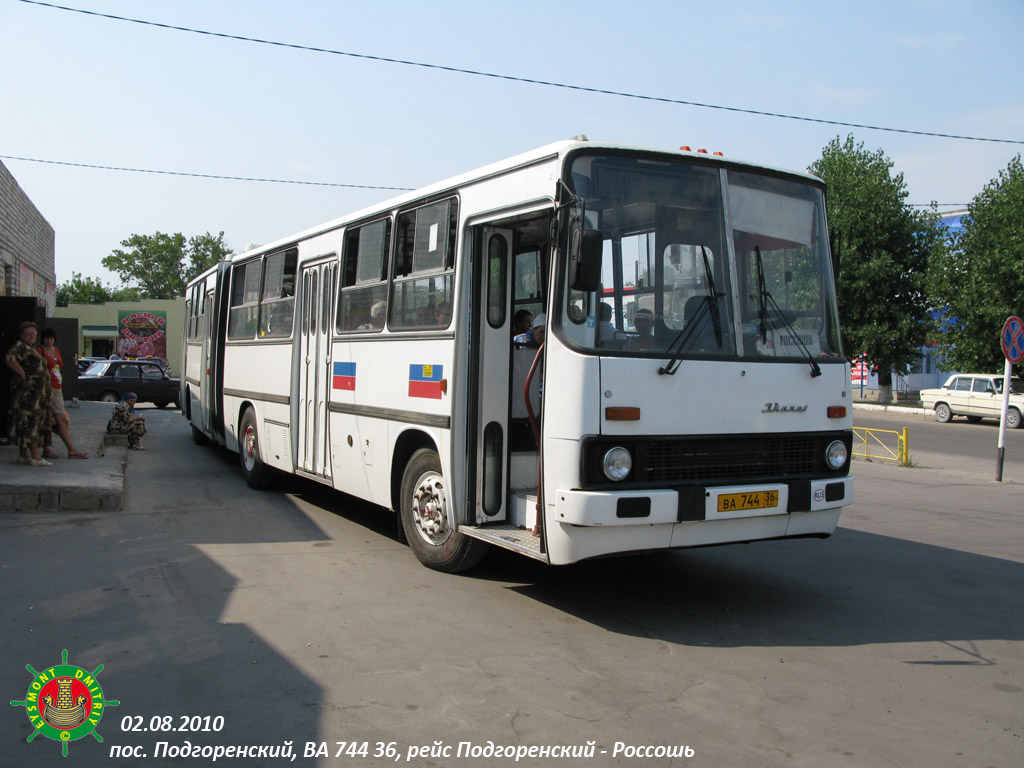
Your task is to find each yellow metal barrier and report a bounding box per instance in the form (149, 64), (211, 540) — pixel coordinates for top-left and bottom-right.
(853, 426), (910, 465)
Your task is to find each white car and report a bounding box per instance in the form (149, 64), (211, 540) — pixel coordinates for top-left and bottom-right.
(920, 373), (1023, 428)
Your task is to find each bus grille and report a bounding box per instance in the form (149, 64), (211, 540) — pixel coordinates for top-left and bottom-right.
(639, 436), (820, 483)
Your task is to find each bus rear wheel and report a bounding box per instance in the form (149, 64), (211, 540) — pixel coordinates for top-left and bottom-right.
(239, 408), (276, 489)
(399, 448), (487, 573)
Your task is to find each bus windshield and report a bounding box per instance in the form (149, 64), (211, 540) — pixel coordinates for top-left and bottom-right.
(560, 153), (843, 362)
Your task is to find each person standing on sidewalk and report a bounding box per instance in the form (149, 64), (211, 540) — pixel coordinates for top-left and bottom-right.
(4, 322), (53, 466)
(36, 327), (88, 459)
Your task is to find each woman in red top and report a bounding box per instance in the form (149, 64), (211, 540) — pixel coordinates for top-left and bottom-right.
(37, 327), (88, 459)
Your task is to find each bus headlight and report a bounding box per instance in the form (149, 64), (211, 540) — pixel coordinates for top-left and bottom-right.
(825, 440), (848, 470)
(602, 447), (633, 481)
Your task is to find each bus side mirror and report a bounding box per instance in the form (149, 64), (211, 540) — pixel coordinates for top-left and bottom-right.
(570, 228), (603, 292)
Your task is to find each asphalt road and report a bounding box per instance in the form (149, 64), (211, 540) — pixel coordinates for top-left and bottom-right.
(2, 408), (1022, 767)
(853, 406), (1024, 482)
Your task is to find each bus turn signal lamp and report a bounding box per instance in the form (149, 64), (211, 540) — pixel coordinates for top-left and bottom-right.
(605, 407), (640, 421)
(827, 406), (846, 418)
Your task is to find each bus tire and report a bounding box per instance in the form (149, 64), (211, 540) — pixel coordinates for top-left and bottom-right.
(239, 408), (276, 489)
(934, 402), (952, 423)
(399, 448), (487, 573)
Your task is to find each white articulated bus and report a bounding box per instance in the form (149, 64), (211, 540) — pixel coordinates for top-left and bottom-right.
(182, 139), (854, 572)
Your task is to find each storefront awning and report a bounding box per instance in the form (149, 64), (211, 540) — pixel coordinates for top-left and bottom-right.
(81, 325), (118, 338)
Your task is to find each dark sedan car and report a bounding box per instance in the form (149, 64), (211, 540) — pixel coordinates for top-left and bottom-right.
(78, 359), (180, 408)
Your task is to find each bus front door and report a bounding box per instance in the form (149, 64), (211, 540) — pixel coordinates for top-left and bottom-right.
(297, 258), (337, 479)
(473, 227), (514, 524)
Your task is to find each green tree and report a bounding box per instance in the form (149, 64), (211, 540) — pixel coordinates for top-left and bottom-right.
(56, 272), (113, 306)
(809, 135), (943, 402)
(56, 273), (144, 307)
(102, 231), (230, 299)
(928, 155), (1024, 372)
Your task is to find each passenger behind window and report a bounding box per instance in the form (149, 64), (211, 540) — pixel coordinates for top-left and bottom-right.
(596, 303), (626, 348)
(358, 301), (386, 330)
(513, 312), (545, 348)
(626, 308), (658, 351)
(415, 306), (434, 326)
(435, 301), (452, 327)
(513, 309), (533, 335)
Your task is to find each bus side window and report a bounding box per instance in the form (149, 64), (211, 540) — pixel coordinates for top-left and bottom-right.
(258, 248), (297, 338)
(390, 198), (458, 330)
(338, 218), (391, 332)
(228, 260), (262, 340)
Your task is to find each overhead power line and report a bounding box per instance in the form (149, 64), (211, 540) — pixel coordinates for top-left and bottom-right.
(0, 154), (413, 191)
(1, 152), (966, 208)
(20, 0), (1024, 146)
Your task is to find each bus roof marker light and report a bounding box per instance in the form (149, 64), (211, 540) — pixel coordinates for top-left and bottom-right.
(697, 149), (708, 154)
(713, 151), (724, 156)
(679, 146), (691, 151)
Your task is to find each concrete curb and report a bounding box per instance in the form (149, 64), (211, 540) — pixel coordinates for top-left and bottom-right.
(854, 402), (935, 418)
(0, 401), (126, 512)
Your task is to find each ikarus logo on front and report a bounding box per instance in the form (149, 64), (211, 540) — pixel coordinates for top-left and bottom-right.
(10, 649), (120, 757)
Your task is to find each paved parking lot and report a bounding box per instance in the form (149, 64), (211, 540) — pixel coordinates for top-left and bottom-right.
(2, 409), (1022, 767)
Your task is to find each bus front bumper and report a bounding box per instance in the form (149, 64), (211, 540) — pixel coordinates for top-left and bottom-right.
(553, 477), (853, 527)
(545, 478), (852, 565)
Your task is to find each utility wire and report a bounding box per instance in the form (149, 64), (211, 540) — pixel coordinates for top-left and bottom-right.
(0, 152), (966, 208)
(20, 0), (1024, 146)
(0, 154), (414, 191)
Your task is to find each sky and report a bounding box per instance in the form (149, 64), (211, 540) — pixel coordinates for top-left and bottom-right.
(1, 0), (1022, 287)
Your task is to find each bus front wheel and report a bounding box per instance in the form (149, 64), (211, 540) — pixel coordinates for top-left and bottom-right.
(239, 408), (276, 489)
(399, 448), (487, 573)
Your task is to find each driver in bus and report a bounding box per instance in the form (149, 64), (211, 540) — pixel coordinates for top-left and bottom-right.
(626, 308), (658, 350)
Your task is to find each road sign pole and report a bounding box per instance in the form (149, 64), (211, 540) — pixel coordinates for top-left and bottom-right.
(996, 315), (1024, 483)
(996, 357), (1012, 482)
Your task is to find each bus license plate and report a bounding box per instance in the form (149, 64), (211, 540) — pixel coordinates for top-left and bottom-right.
(717, 490), (779, 513)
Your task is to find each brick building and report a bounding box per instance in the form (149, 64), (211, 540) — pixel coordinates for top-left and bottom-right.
(0, 159), (56, 311)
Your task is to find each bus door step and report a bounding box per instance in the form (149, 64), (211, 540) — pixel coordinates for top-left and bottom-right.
(460, 524), (546, 561)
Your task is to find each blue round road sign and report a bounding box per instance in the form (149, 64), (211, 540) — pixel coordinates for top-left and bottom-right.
(1002, 316), (1024, 364)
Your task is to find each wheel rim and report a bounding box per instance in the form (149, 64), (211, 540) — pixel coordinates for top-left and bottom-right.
(242, 424), (258, 470)
(936, 404), (950, 421)
(1009, 410), (1021, 428)
(409, 471), (452, 546)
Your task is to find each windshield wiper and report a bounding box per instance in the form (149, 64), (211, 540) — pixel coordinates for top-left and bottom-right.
(658, 247), (724, 376)
(753, 246), (822, 378)
(658, 289), (725, 376)
(700, 246), (723, 349)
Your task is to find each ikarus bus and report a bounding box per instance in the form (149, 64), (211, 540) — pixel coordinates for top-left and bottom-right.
(182, 138), (854, 572)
